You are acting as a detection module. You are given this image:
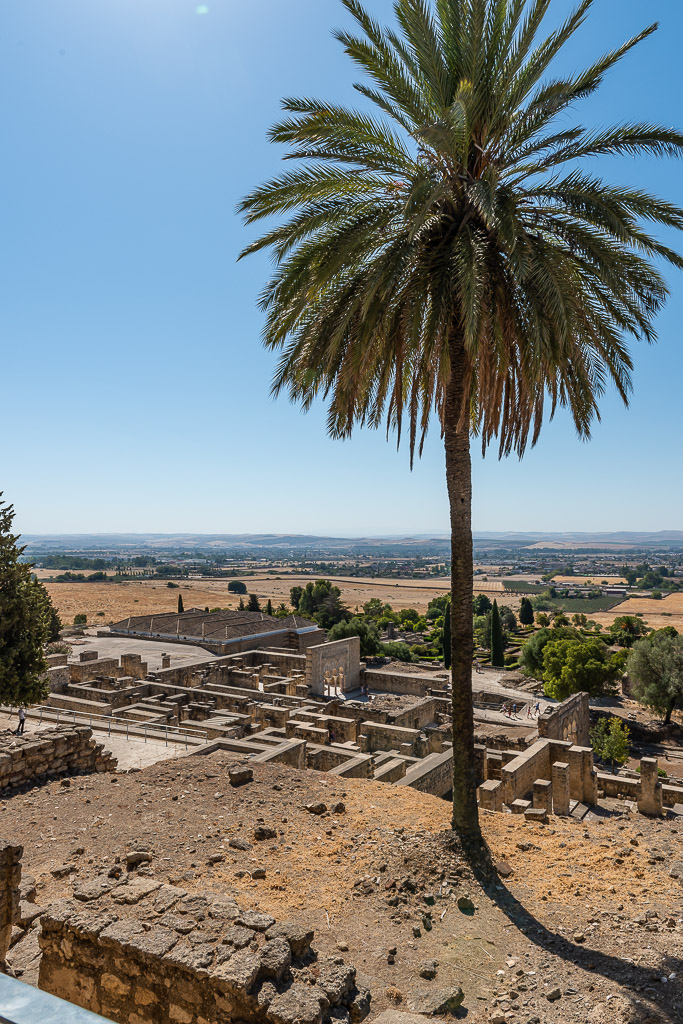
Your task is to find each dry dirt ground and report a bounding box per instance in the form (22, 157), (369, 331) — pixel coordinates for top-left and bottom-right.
(4, 749), (682, 1024)
(43, 576), (513, 625)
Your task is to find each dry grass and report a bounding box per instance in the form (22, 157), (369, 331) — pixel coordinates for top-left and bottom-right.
(593, 591), (683, 631)
(553, 574), (627, 586)
(46, 574), (516, 625)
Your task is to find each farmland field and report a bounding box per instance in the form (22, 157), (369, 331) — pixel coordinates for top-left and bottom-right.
(45, 573), (516, 626)
(552, 574), (628, 586)
(593, 592), (683, 631)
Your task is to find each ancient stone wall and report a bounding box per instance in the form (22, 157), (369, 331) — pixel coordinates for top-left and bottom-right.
(306, 638), (361, 696)
(38, 883), (370, 1024)
(0, 727), (117, 793)
(362, 669), (432, 697)
(0, 840), (22, 963)
(537, 692), (590, 747)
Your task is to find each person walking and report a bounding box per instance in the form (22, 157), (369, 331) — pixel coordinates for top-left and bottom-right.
(534, 702), (541, 717)
(14, 708), (26, 736)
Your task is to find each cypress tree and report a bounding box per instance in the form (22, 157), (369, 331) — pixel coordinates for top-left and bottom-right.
(490, 600), (505, 668)
(519, 597), (534, 626)
(266, 598), (273, 617)
(0, 494), (50, 705)
(248, 593), (261, 612)
(443, 600), (451, 670)
(177, 593), (184, 614)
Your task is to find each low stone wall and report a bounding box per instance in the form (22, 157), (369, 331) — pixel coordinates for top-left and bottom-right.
(363, 669), (433, 697)
(0, 727), (117, 793)
(397, 748), (454, 798)
(38, 882), (370, 1024)
(0, 840), (22, 963)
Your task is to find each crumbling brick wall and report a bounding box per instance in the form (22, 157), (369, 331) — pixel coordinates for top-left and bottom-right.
(0, 726), (117, 794)
(39, 882), (370, 1024)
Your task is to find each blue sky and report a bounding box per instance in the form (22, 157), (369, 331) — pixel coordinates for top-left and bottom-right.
(2, 0), (683, 537)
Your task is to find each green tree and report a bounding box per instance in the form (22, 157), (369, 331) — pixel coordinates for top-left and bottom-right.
(266, 598), (273, 617)
(443, 600), (451, 670)
(520, 625), (582, 678)
(247, 593), (261, 612)
(590, 717), (630, 772)
(328, 616), (382, 656)
(490, 600), (505, 668)
(289, 586), (303, 610)
(177, 593), (184, 614)
(297, 579), (350, 629)
(228, 580), (247, 594)
(609, 615), (650, 648)
(240, 0), (683, 844)
(363, 597), (393, 619)
(426, 594), (449, 620)
(473, 594), (492, 616)
(382, 640), (417, 663)
(542, 637), (620, 700)
(238, 597), (245, 611)
(519, 598), (534, 627)
(627, 631), (683, 723)
(0, 496), (50, 706)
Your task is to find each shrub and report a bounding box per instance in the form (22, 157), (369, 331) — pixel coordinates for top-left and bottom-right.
(73, 613), (87, 625)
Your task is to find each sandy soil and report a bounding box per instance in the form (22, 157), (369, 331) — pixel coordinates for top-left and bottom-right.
(5, 751), (682, 1024)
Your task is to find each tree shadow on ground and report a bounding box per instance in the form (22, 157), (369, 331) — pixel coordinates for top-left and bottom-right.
(468, 853), (683, 1023)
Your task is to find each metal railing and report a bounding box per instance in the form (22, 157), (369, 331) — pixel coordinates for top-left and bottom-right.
(3, 705), (207, 750)
(0, 973), (114, 1024)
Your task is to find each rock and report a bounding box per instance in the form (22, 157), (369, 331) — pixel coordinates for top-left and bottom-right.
(258, 980), (279, 1009)
(60, 778), (70, 787)
(222, 925), (255, 949)
(19, 876), (36, 903)
(208, 853), (225, 864)
(496, 860), (513, 879)
(421, 915), (432, 932)
(229, 837), (252, 851)
(305, 802), (327, 816)
(546, 987), (562, 1002)
(419, 961), (438, 980)
(73, 876), (114, 902)
(268, 983), (329, 1024)
(9, 925), (25, 948)
(266, 921), (315, 958)
(337, 942), (349, 952)
(316, 958), (356, 1005)
(490, 1015), (507, 1024)
(457, 895), (475, 915)
(259, 938), (292, 981)
(251, 867), (267, 880)
(229, 765), (254, 787)
(573, 933), (586, 943)
(236, 910), (276, 932)
(412, 926), (421, 938)
(348, 985), (371, 1023)
(125, 850), (152, 869)
(669, 860), (683, 879)
(407, 987), (465, 1015)
(111, 878), (162, 904)
(330, 802), (346, 814)
(254, 825), (277, 841)
(50, 863), (76, 879)
(214, 949), (261, 991)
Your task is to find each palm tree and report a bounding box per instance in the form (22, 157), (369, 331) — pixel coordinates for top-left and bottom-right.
(239, 0), (683, 846)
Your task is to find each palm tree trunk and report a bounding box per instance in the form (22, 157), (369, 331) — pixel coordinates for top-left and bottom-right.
(444, 331), (482, 845)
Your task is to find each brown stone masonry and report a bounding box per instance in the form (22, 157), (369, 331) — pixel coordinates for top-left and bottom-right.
(39, 882), (371, 1024)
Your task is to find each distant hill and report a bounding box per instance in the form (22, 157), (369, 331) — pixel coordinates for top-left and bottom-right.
(20, 530), (683, 553)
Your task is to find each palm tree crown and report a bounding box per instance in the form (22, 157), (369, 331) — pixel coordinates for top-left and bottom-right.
(240, 0), (683, 459)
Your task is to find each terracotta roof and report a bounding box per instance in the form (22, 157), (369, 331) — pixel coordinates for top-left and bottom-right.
(109, 609), (319, 642)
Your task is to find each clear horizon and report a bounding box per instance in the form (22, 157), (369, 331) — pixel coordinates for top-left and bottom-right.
(4, 0), (683, 536)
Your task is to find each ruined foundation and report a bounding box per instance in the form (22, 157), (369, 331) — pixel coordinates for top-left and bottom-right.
(39, 883), (370, 1024)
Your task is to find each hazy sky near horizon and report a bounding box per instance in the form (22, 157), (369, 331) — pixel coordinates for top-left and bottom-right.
(3, 0), (683, 538)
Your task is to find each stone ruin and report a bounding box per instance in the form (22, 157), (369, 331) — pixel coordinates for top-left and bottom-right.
(0, 725), (117, 795)
(38, 881), (370, 1024)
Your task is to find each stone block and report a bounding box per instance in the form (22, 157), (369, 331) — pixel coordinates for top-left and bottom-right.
(532, 779), (552, 811)
(551, 761), (570, 816)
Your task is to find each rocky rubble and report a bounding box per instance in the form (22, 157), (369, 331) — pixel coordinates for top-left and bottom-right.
(38, 877), (371, 1024)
